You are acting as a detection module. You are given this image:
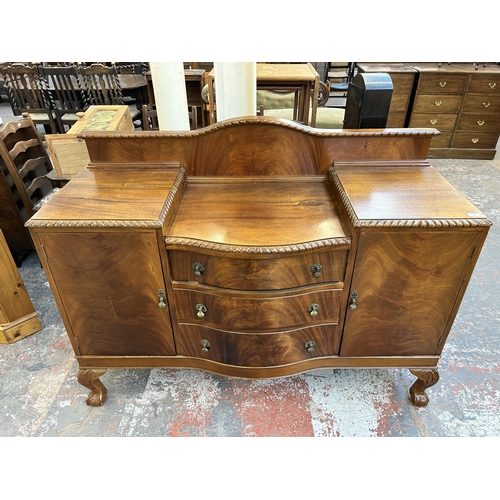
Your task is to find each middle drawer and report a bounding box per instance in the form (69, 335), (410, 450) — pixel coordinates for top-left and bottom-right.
(172, 285), (343, 332)
(169, 249), (348, 290)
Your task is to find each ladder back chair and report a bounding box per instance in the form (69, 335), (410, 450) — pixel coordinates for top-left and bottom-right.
(0, 113), (57, 219)
(2, 64), (59, 133)
(79, 64), (141, 124)
(38, 65), (86, 132)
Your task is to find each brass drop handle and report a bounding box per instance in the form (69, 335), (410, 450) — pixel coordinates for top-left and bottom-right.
(488, 82), (496, 89)
(196, 303), (207, 318)
(483, 101), (491, 108)
(434, 100), (442, 107)
(472, 138), (479, 144)
(305, 340), (315, 352)
(349, 290), (358, 310)
(477, 120), (485, 126)
(193, 262), (204, 277)
(439, 81), (447, 87)
(308, 303), (319, 317)
(311, 263), (322, 278)
(201, 339), (211, 352)
(157, 289), (167, 309)
(430, 119), (437, 125)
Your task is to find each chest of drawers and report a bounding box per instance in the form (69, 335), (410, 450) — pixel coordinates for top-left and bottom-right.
(26, 118), (491, 408)
(358, 62), (500, 159)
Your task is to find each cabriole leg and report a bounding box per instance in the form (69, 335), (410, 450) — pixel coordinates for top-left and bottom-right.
(77, 368), (108, 406)
(409, 368), (440, 407)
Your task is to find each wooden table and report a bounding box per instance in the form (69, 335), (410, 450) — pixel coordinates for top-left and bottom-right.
(207, 63), (320, 126)
(146, 69), (206, 127)
(118, 74), (148, 108)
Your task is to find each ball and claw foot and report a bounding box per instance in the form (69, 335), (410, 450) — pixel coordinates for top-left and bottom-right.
(409, 368), (440, 407)
(77, 368), (108, 406)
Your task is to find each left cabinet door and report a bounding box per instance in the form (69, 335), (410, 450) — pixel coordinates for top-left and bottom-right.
(38, 231), (176, 356)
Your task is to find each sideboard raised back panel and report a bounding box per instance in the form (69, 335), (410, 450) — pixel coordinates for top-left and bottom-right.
(26, 117), (491, 408)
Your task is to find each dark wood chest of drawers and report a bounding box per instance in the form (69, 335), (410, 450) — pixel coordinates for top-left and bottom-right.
(26, 118), (491, 408)
(358, 62), (500, 159)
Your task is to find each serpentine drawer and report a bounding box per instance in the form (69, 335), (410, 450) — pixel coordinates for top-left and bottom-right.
(168, 249), (348, 290)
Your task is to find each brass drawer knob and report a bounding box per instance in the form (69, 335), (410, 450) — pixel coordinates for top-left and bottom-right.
(439, 81), (447, 88)
(305, 340), (315, 353)
(472, 138), (479, 144)
(157, 289), (167, 309)
(311, 263), (322, 278)
(349, 290), (358, 310)
(196, 303), (207, 318)
(430, 119), (437, 125)
(489, 82), (496, 89)
(483, 101), (491, 108)
(308, 303), (319, 317)
(477, 120), (485, 126)
(201, 339), (211, 352)
(434, 100), (442, 107)
(193, 262), (205, 277)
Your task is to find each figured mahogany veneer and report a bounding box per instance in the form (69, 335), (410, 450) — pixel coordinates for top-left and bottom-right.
(26, 117), (491, 408)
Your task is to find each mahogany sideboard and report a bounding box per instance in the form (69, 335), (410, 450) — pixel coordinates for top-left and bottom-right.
(26, 117), (492, 407)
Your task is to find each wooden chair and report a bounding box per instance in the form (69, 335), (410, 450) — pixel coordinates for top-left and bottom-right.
(141, 105), (198, 130)
(2, 63), (59, 133)
(0, 113), (57, 220)
(327, 62), (356, 108)
(79, 64), (141, 125)
(38, 65), (86, 132)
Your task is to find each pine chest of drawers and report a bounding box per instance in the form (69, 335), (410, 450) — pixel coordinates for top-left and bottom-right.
(26, 117), (491, 408)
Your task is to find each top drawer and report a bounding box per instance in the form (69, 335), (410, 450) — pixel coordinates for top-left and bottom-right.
(168, 249), (348, 290)
(389, 73), (415, 94)
(468, 74), (500, 95)
(416, 73), (468, 95)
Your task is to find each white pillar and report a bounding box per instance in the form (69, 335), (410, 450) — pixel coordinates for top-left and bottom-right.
(149, 62), (190, 130)
(214, 62), (256, 122)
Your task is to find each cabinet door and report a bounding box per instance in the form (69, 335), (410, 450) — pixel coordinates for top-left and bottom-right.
(340, 230), (480, 357)
(39, 231), (175, 356)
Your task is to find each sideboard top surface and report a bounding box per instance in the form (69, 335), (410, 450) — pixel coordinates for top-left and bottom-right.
(335, 165), (489, 222)
(166, 177), (348, 249)
(27, 166), (182, 226)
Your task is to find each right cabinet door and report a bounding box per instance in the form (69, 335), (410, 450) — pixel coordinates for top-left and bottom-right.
(340, 230), (481, 357)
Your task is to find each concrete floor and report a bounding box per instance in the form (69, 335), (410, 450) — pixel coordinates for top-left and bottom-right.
(1, 98), (500, 441)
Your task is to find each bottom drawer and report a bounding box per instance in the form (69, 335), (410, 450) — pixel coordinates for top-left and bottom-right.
(176, 324), (340, 366)
(451, 132), (499, 149)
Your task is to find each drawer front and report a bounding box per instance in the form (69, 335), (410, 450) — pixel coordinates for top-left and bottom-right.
(412, 94), (462, 113)
(389, 73), (415, 94)
(457, 113), (500, 133)
(416, 73), (468, 94)
(169, 250), (348, 290)
(451, 132), (500, 149)
(409, 113), (457, 130)
(462, 94), (500, 114)
(389, 93), (410, 113)
(173, 286), (342, 332)
(176, 324), (340, 366)
(468, 75), (500, 95)
(429, 130), (453, 148)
